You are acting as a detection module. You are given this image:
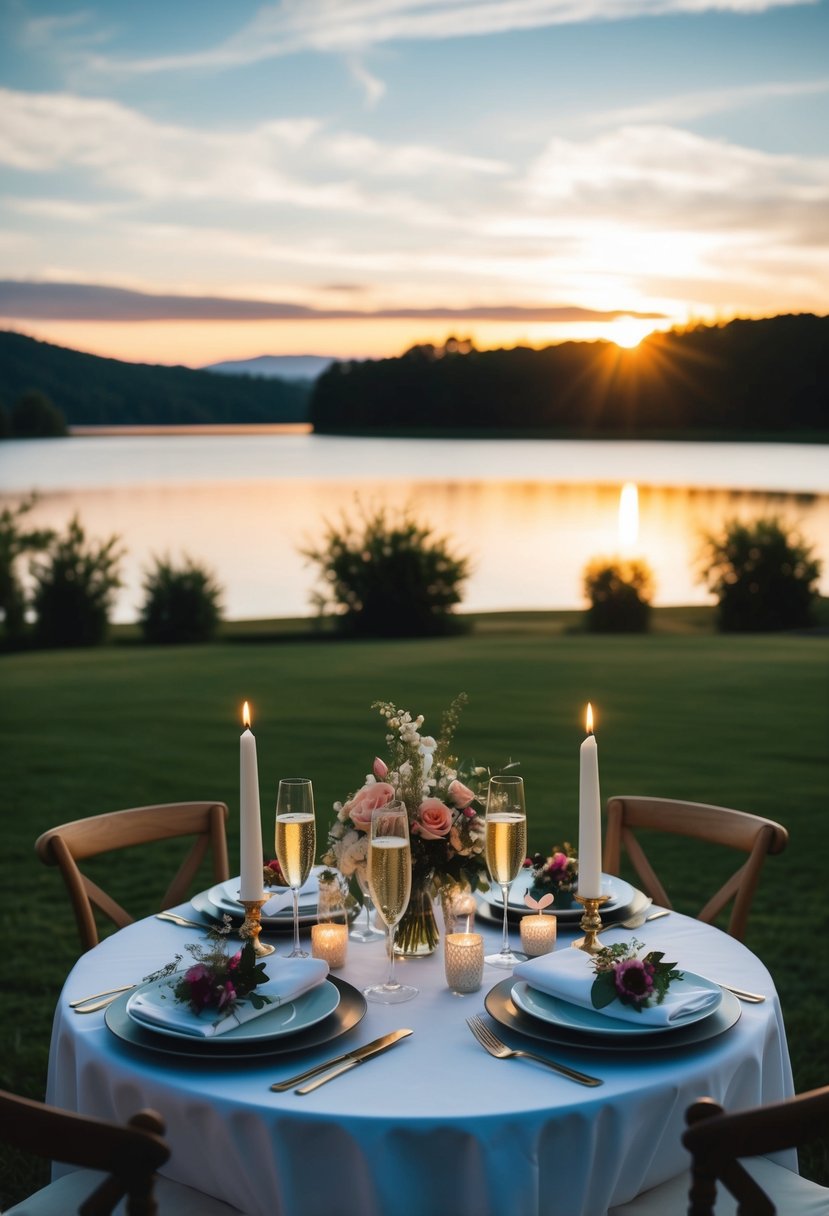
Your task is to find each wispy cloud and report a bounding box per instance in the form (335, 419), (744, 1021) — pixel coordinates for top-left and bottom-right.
(0, 280), (665, 323)
(85, 0), (817, 75)
(587, 77), (829, 127)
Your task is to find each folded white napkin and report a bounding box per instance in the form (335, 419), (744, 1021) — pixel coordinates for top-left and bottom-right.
(513, 947), (720, 1027)
(127, 957), (329, 1038)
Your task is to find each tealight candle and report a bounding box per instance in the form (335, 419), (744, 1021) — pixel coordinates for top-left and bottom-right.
(520, 914), (557, 957)
(444, 932), (484, 994)
(311, 923), (348, 969)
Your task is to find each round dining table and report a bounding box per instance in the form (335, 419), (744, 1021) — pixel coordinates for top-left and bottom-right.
(47, 897), (793, 1216)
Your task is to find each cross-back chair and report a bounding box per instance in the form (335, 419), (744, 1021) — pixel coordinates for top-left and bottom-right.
(0, 1090), (168, 1216)
(603, 795), (788, 941)
(0, 1088), (246, 1215)
(35, 801), (230, 952)
(608, 1084), (829, 1215)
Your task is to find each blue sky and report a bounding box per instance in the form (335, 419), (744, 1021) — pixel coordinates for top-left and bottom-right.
(0, 0), (827, 365)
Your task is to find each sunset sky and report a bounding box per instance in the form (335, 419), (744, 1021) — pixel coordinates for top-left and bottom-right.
(1, 0), (827, 367)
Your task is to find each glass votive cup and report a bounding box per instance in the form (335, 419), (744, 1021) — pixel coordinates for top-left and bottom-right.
(520, 914), (557, 957)
(444, 932), (484, 994)
(311, 922), (348, 969)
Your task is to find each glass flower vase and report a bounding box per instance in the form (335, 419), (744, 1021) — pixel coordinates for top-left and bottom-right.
(394, 870), (439, 956)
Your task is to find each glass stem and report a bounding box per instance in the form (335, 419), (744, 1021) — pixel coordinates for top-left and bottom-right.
(291, 888), (301, 955)
(500, 883), (511, 956)
(386, 925), (399, 988)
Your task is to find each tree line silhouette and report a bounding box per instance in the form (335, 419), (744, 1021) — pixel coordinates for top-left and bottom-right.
(0, 330), (311, 429)
(310, 315), (828, 437)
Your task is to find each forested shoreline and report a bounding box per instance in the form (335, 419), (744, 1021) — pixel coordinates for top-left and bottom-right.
(310, 315), (829, 438)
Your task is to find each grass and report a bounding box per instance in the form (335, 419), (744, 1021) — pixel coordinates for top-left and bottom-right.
(1, 608), (827, 1204)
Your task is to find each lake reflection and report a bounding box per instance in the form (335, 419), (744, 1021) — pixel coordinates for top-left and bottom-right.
(2, 434), (827, 623)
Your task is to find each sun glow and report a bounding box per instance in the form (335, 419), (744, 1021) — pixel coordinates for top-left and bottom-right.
(610, 318), (656, 349)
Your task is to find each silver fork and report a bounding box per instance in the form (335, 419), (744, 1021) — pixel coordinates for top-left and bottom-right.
(466, 1015), (603, 1087)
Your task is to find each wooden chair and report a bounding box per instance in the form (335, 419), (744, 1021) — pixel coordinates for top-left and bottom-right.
(608, 1085), (829, 1215)
(603, 795), (788, 940)
(35, 801), (230, 952)
(0, 1088), (245, 1215)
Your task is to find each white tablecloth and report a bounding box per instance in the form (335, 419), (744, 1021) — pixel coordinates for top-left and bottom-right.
(47, 905), (793, 1216)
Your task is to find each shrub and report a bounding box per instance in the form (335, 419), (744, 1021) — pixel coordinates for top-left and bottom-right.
(30, 516), (123, 647)
(700, 517), (822, 632)
(303, 504), (470, 637)
(139, 555), (223, 644)
(11, 390), (67, 438)
(583, 558), (654, 633)
(0, 497), (54, 646)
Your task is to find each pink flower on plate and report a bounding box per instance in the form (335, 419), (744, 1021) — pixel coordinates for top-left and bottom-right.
(343, 781), (396, 830)
(417, 797), (453, 840)
(372, 756), (389, 779)
(448, 778), (475, 808)
(613, 958), (655, 1005)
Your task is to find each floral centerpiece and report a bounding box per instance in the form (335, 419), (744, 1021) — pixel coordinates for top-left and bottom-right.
(526, 842), (578, 908)
(322, 694), (494, 955)
(590, 940), (682, 1013)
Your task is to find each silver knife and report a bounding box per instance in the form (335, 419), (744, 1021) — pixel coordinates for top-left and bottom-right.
(271, 1029), (412, 1092)
(293, 1029), (412, 1095)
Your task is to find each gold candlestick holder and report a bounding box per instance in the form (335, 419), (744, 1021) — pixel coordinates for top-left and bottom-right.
(240, 898), (275, 957)
(572, 893), (610, 954)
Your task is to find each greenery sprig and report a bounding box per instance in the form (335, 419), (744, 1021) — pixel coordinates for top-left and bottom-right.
(143, 917), (272, 1017)
(590, 939), (683, 1014)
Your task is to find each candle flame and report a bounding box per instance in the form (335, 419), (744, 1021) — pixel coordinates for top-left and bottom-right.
(586, 702), (594, 734)
(242, 701), (251, 730)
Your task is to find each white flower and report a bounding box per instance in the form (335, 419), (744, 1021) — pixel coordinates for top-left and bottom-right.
(399, 760), (412, 779)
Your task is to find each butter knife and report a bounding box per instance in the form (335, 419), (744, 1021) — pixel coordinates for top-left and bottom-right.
(292, 1029), (413, 1095)
(271, 1028), (412, 1092)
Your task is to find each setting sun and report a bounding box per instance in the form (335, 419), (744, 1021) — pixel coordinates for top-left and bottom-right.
(610, 318), (657, 349)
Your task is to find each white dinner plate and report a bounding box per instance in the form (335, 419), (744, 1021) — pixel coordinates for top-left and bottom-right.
(207, 874), (319, 924)
(125, 976), (340, 1044)
(511, 972), (722, 1037)
(481, 871), (637, 917)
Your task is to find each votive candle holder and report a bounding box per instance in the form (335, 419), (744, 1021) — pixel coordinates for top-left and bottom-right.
(444, 932), (484, 994)
(520, 914), (557, 957)
(311, 923), (348, 970)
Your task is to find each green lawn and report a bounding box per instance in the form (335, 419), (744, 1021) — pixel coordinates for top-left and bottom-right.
(1, 611), (827, 1204)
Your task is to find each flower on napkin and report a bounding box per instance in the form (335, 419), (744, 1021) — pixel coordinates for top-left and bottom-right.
(145, 920), (272, 1018)
(527, 842), (578, 896)
(263, 858), (287, 887)
(591, 939), (682, 1014)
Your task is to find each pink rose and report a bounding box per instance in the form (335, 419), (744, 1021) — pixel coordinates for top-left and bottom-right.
(417, 797), (453, 840)
(343, 782), (396, 830)
(448, 779), (475, 808)
(373, 756), (389, 779)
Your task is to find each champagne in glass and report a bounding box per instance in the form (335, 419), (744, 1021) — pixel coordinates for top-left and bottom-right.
(275, 778), (316, 958)
(364, 802), (418, 1004)
(484, 774), (528, 967)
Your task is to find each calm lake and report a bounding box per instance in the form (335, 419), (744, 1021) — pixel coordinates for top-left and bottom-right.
(2, 430), (827, 623)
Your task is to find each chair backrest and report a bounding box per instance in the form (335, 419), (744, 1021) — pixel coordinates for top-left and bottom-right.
(0, 1088), (170, 1216)
(603, 795), (788, 940)
(682, 1086), (829, 1215)
(35, 801), (231, 951)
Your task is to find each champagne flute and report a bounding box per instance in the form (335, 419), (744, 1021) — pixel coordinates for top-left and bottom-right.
(275, 778), (316, 959)
(364, 801), (417, 1004)
(350, 865), (385, 943)
(484, 774), (528, 967)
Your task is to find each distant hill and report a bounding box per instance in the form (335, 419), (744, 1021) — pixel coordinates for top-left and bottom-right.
(0, 330), (311, 427)
(310, 314), (829, 439)
(204, 354), (337, 380)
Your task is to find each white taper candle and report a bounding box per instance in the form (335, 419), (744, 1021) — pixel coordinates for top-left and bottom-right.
(577, 703), (602, 898)
(240, 701), (264, 901)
